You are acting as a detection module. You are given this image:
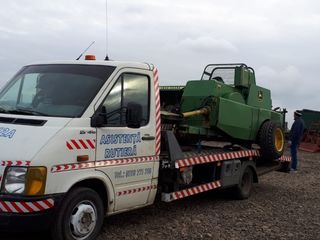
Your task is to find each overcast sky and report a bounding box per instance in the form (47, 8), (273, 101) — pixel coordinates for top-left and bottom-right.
(0, 0), (319, 126)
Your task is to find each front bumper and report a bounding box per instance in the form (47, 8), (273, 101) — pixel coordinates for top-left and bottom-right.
(0, 193), (64, 231)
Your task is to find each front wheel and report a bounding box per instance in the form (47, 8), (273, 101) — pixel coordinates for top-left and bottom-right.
(51, 187), (104, 240)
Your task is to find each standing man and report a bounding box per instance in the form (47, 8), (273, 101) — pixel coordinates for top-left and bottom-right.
(289, 111), (305, 172)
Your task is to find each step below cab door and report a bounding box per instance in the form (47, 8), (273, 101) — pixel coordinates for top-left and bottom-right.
(94, 68), (158, 211)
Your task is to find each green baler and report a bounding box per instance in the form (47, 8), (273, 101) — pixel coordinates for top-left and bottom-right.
(160, 63), (285, 160)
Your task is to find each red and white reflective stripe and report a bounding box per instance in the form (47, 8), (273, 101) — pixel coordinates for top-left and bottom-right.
(51, 156), (160, 173)
(279, 155), (291, 162)
(0, 199), (54, 213)
(175, 150), (260, 168)
(66, 139), (96, 150)
(117, 184), (157, 197)
(51, 162), (96, 173)
(153, 68), (161, 156)
(95, 156), (159, 168)
(163, 180), (221, 202)
(1, 160), (31, 167)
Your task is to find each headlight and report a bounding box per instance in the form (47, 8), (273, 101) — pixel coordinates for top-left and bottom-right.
(1, 166), (47, 196)
(2, 167), (27, 194)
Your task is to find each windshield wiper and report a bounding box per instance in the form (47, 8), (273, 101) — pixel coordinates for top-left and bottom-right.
(0, 107), (9, 113)
(8, 108), (48, 116)
(0, 105), (12, 113)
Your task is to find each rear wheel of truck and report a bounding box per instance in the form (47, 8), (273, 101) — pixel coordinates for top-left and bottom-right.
(234, 167), (254, 199)
(51, 187), (104, 240)
(258, 120), (284, 160)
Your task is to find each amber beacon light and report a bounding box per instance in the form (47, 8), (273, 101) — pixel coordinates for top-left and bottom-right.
(85, 54), (96, 60)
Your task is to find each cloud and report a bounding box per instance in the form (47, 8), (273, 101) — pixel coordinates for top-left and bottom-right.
(256, 64), (320, 126)
(176, 37), (238, 54)
(0, 0), (319, 121)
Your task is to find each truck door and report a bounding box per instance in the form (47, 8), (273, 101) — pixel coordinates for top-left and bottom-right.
(95, 68), (157, 211)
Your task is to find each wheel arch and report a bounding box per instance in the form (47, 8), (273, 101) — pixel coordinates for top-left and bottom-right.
(70, 178), (110, 212)
(241, 160), (258, 183)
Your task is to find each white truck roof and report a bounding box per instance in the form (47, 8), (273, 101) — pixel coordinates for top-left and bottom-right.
(25, 60), (153, 71)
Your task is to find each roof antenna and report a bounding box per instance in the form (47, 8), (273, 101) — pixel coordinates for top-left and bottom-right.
(76, 41), (95, 60)
(104, 0), (109, 61)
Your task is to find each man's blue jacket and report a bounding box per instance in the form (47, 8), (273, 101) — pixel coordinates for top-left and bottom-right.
(290, 117), (305, 145)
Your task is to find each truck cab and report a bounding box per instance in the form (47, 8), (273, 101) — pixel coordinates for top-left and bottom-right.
(0, 60), (160, 239)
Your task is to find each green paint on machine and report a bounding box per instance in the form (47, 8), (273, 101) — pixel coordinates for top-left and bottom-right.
(160, 63), (286, 160)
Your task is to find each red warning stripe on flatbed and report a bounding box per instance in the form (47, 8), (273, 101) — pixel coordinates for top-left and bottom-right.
(175, 150), (260, 168)
(162, 180), (221, 202)
(278, 155), (291, 162)
(175, 150), (291, 168)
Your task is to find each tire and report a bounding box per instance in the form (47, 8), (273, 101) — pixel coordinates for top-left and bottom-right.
(51, 187), (104, 240)
(258, 120), (284, 160)
(234, 167), (253, 200)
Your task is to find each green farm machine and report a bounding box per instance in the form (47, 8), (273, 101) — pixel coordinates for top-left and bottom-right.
(160, 63), (286, 160)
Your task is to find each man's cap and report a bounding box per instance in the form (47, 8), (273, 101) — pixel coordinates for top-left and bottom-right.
(294, 111), (302, 116)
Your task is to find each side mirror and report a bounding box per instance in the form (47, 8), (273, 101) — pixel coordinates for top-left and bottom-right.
(91, 106), (107, 127)
(91, 113), (105, 127)
(126, 102), (143, 128)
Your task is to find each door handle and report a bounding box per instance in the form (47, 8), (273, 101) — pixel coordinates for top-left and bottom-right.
(142, 135), (155, 141)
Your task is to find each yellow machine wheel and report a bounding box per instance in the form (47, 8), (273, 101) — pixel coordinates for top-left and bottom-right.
(275, 127), (284, 152)
(258, 121), (285, 160)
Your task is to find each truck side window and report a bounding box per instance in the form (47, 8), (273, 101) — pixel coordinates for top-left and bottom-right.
(103, 73), (150, 127)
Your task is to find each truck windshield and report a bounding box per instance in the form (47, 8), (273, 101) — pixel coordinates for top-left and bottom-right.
(0, 64), (115, 117)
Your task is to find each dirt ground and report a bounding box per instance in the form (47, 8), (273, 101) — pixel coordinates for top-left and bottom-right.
(1, 150), (320, 240)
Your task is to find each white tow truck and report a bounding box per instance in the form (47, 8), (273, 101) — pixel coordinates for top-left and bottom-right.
(0, 55), (290, 240)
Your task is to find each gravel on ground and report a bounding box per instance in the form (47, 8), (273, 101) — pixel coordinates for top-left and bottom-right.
(1, 150), (320, 240)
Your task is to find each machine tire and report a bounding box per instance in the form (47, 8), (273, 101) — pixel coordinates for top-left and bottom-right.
(51, 187), (104, 240)
(258, 120), (284, 160)
(234, 167), (253, 200)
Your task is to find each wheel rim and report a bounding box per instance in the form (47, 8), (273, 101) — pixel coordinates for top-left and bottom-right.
(69, 200), (97, 240)
(275, 128), (284, 152)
